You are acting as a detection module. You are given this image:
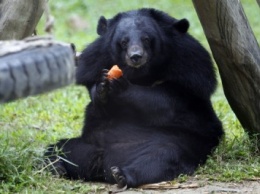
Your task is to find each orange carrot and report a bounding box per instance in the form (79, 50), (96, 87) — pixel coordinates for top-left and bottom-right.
(107, 65), (123, 80)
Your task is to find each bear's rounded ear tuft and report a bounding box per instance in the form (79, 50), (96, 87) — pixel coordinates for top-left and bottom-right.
(97, 16), (108, 36)
(173, 18), (189, 33)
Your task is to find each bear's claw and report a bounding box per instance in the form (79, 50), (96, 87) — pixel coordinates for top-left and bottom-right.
(110, 166), (127, 189)
(96, 70), (110, 103)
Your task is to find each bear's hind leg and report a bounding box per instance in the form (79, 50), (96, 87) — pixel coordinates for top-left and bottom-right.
(45, 137), (104, 181)
(104, 143), (196, 188)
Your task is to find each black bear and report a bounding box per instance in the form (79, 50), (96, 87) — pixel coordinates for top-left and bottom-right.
(45, 8), (223, 189)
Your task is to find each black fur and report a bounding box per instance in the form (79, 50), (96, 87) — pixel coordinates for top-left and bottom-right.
(45, 8), (223, 189)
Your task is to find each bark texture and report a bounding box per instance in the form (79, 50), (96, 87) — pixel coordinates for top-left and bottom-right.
(192, 0), (260, 134)
(0, 0), (46, 40)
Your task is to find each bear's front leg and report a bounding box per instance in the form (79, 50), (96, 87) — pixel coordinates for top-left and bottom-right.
(94, 69), (110, 103)
(92, 69), (129, 104)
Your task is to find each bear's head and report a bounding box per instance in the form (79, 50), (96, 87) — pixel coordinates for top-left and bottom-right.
(92, 8), (216, 98)
(97, 8), (190, 83)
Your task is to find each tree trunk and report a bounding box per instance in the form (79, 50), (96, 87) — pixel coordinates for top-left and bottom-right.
(192, 0), (260, 134)
(0, 0), (47, 40)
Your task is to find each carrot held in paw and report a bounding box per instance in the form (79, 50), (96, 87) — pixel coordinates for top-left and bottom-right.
(107, 65), (123, 80)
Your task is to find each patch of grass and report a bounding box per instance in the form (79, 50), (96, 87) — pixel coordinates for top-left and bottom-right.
(1, 0), (260, 193)
(196, 127), (260, 182)
(200, 96), (260, 182)
(37, 0), (205, 51)
(0, 86), (90, 193)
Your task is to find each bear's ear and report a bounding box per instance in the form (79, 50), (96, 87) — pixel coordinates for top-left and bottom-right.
(144, 9), (189, 34)
(97, 16), (108, 35)
(173, 19), (189, 33)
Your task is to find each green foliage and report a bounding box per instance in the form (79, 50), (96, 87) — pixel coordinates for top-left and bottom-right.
(1, 0), (260, 193)
(37, 0), (205, 51)
(196, 133), (260, 182)
(0, 86), (89, 192)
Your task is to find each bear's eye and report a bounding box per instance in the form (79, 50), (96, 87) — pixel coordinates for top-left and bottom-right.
(142, 37), (150, 45)
(121, 40), (128, 48)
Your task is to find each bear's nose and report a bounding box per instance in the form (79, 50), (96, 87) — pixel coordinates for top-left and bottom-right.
(128, 45), (143, 64)
(130, 54), (142, 63)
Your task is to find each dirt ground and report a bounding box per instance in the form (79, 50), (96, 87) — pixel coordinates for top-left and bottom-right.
(101, 179), (260, 194)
